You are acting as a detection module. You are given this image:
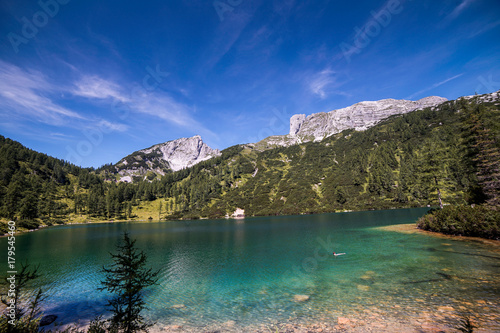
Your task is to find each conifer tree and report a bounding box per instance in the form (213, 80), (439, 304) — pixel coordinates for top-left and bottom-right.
(464, 103), (500, 207)
(0, 263), (45, 333)
(100, 232), (160, 333)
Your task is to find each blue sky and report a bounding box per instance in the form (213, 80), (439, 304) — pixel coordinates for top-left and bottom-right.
(1, 0), (499, 168)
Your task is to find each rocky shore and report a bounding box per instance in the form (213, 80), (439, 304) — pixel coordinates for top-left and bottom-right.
(154, 309), (497, 332)
(147, 298), (500, 333)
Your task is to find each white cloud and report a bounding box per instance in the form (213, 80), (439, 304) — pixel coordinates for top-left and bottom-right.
(0, 61), (131, 135)
(0, 60), (214, 139)
(448, 0), (476, 20)
(72, 73), (215, 137)
(0, 60), (85, 125)
(72, 75), (128, 102)
(97, 119), (129, 132)
(309, 69), (336, 99)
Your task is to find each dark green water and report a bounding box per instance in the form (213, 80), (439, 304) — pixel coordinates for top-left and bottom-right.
(2, 208), (499, 331)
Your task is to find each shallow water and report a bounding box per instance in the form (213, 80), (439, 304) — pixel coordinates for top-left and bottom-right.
(1, 208), (499, 331)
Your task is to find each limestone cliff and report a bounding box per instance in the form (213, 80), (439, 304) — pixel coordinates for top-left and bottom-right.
(114, 135), (221, 181)
(255, 96), (448, 149)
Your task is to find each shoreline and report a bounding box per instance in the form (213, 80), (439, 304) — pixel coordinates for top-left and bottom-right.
(2, 206), (432, 238)
(376, 223), (500, 249)
(47, 306), (498, 333)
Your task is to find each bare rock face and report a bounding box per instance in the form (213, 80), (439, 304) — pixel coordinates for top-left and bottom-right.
(115, 135), (220, 181)
(290, 114), (306, 136)
(254, 95), (447, 150)
(291, 96), (448, 142)
(140, 135), (220, 172)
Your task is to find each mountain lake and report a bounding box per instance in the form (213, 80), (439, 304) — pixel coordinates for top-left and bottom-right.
(1, 208), (499, 332)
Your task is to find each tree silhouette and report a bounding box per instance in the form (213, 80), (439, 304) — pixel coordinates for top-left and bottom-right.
(100, 232), (160, 333)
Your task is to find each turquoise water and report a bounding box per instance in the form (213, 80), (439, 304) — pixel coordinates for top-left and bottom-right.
(1, 208), (499, 331)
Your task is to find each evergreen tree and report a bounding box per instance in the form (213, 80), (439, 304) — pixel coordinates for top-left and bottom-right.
(19, 193), (38, 220)
(466, 105), (500, 207)
(100, 232), (160, 333)
(0, 263), (45, 333)
(127, 202), (133, 219)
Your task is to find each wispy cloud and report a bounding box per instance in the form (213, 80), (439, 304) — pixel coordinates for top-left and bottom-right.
(96, 119), (129, 132)
(203, 2), (263, 71)
(132, 92), (196, 127)
(308, 68), (337, 99)
(71, 72), (215, 137)
(406, 74), (463, 99)
(467, 19), (500, 38)
(448, 0), (476, 20)
(72, 76), (128, 102)
(0, 61), (132, 135)
(0, 60), (85, 125)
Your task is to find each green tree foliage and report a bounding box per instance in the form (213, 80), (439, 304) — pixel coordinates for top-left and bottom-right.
(0, 94), (498, 228)
(0, 263), (45, 333)
(462, 102), (500, 207)
(417, 205), (500, 239)
(99, 232), (160, 333)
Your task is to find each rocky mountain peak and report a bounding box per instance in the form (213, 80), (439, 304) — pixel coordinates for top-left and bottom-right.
(255, 95), (448, 150)
(143, 135), (220, 172)
(114, 135), (221, 182)
(288, 96), (448, 140)
(290, 114), (306, 136)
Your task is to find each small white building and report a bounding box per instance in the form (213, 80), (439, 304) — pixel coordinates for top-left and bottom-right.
(232, 208), (245, 218)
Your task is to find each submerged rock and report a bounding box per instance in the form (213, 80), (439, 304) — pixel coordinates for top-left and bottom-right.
(293, 294), (310, 302)
(337, 317), (350, 325)
(39, 314), (57, 326)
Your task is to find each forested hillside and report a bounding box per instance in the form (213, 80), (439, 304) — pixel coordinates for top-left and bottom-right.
(0, 93), (498, 233)
(0, 136), (82, 230)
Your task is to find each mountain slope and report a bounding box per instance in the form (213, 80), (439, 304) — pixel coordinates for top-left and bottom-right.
(0, 135), (86, 231)
(166, 92), (498, 218)
(1, 91), (498, 231)
(110, 95), (448, 180)
(111, 135), (221, 181)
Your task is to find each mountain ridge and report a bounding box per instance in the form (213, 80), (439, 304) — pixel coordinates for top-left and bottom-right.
(0, 90), (498, 230)
(109, 94), (450, 180)
(255, 95), (448, 149)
